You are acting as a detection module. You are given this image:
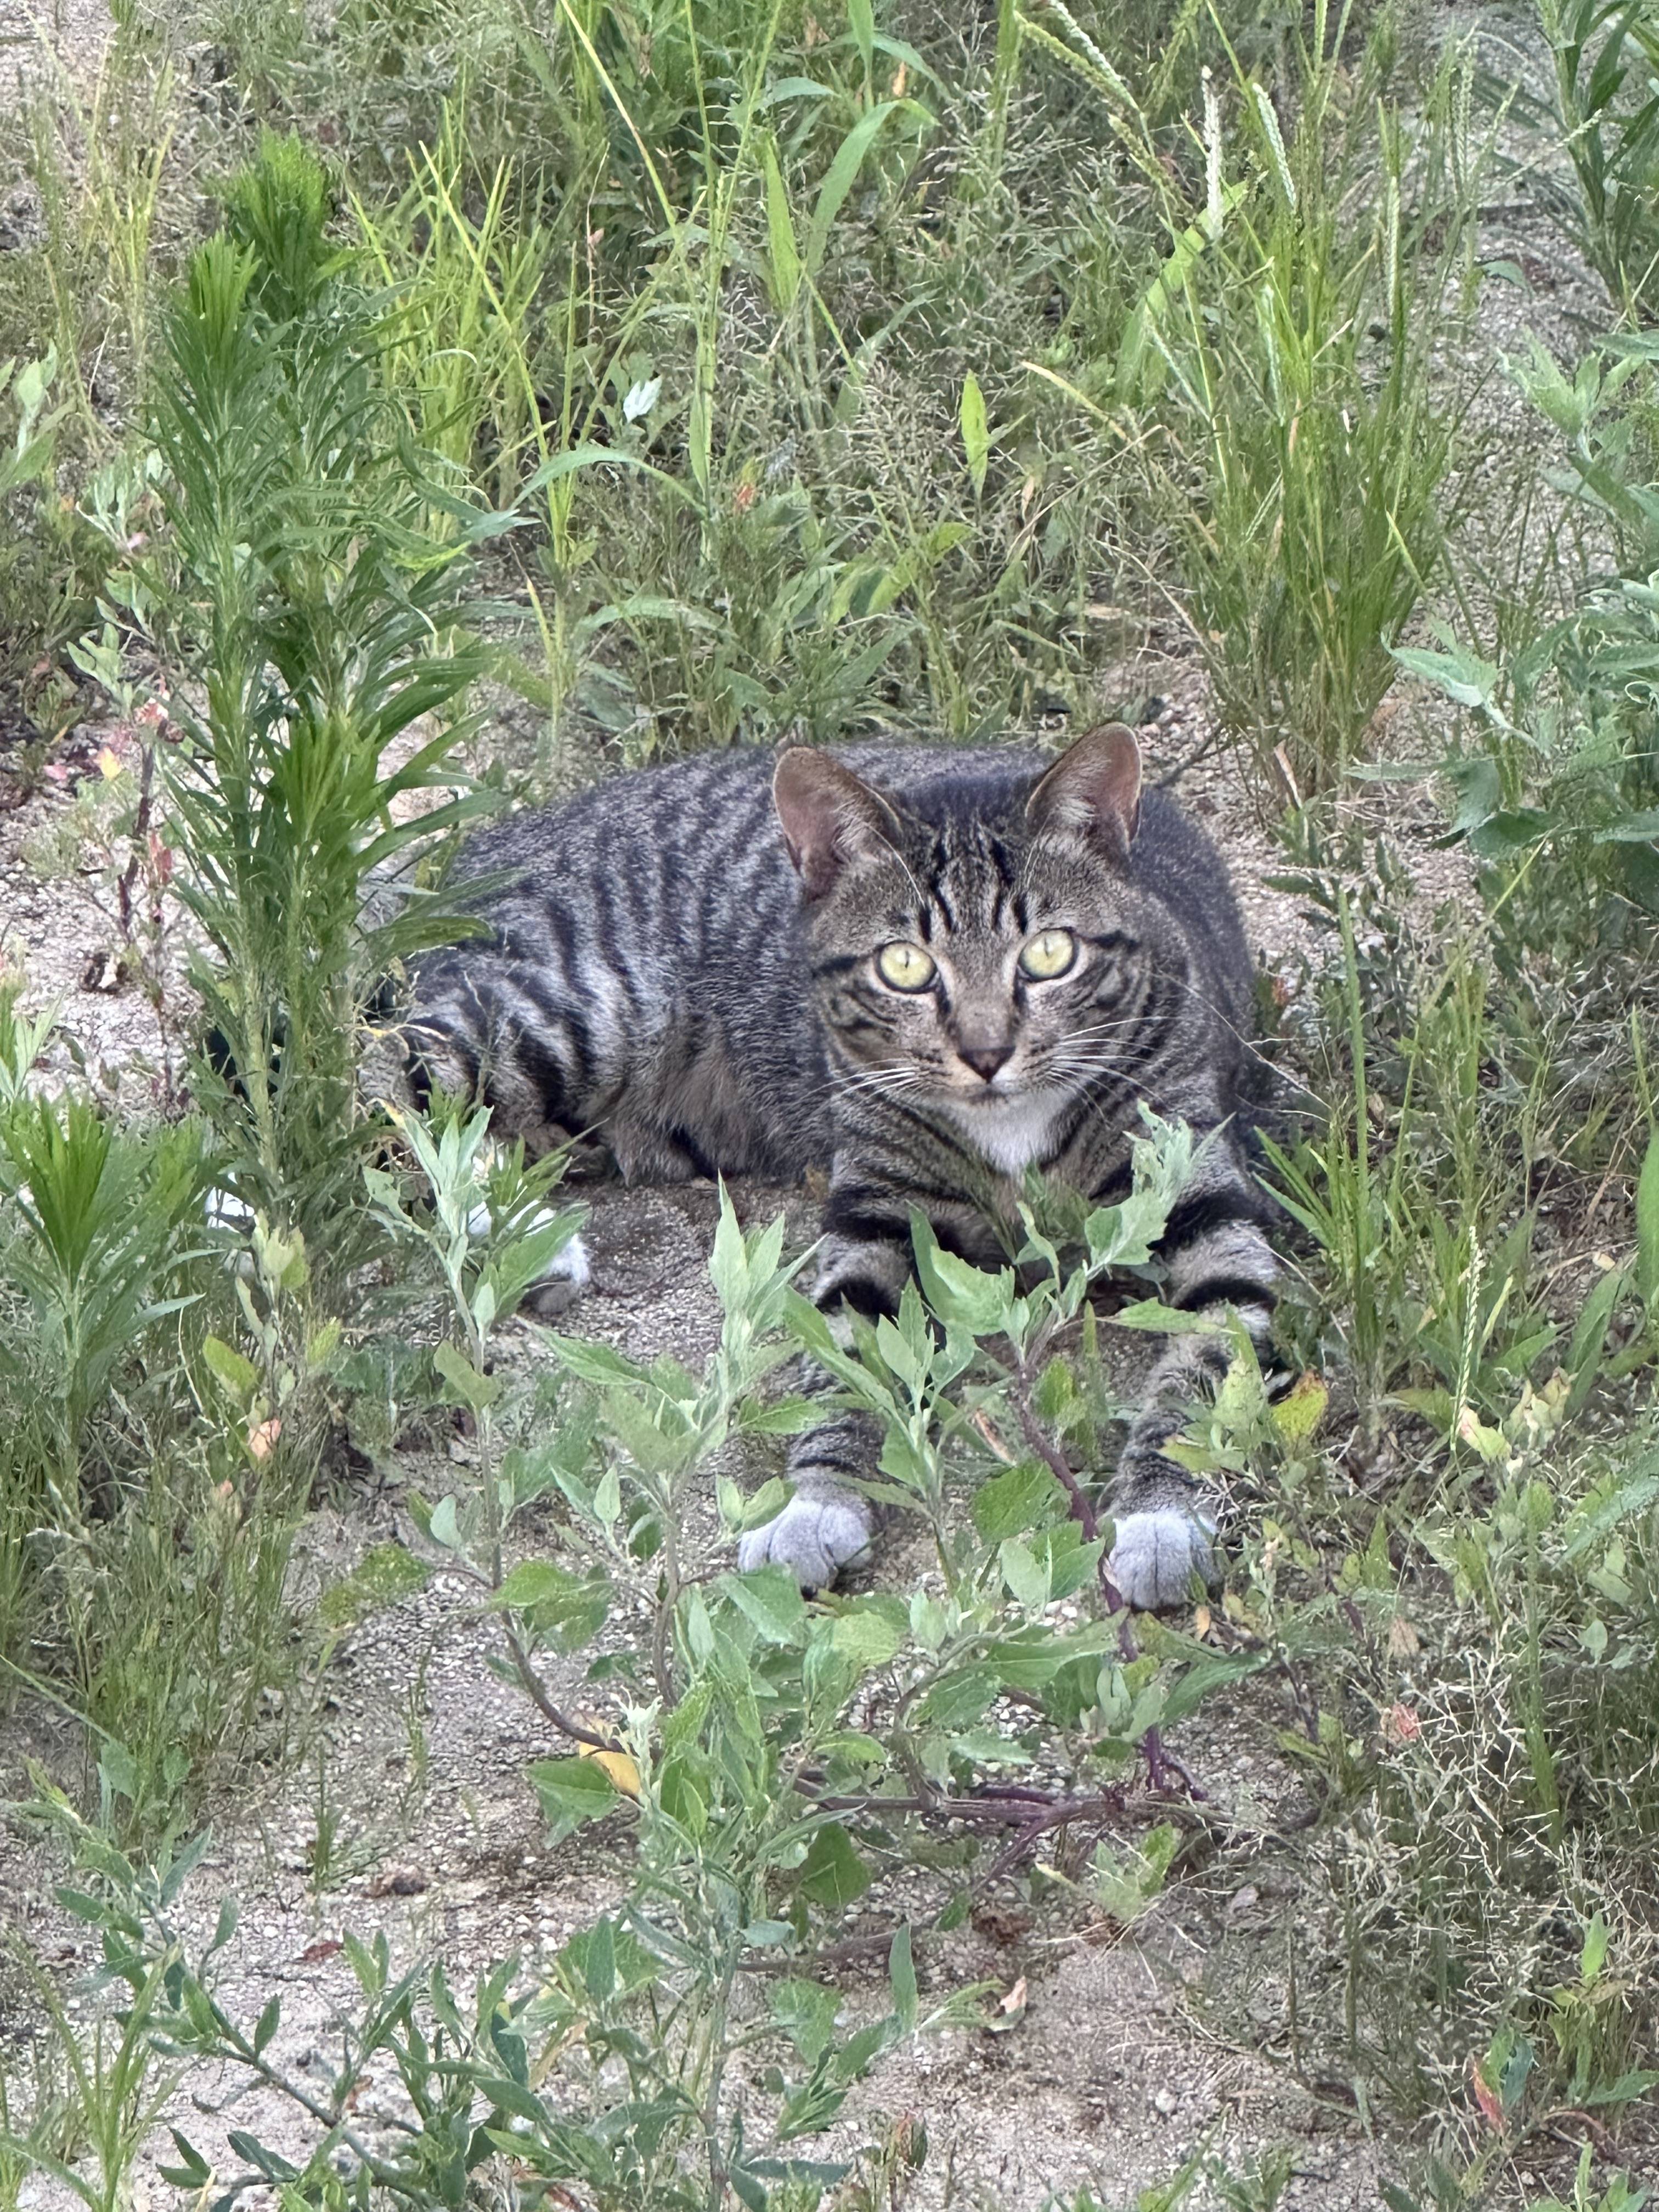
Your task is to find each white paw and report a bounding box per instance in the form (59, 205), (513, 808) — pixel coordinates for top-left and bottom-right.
(531, 1224), (591, 1293)
(205, 1185), (255, 1232)
(737, 1490), (873, 1592)
(467, 1203), (591, 1307)
(1108, 1508), (1216, 1611)
(524, 1226), (591, 1316)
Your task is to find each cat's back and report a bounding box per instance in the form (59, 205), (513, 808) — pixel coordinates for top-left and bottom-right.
(456, 748), (789, 927)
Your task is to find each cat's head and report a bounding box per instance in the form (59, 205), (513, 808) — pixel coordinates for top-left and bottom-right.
(773, 726), (1165, 1143)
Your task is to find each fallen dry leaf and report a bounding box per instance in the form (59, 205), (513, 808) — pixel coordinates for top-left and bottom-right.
(366, 1866), (429, 1898)
(1387, 1613), (1421, 1659)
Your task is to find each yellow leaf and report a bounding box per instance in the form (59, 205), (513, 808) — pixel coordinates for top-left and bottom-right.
(1269, 1371), (1327, 1446)
(578, 1743), (640, 1798)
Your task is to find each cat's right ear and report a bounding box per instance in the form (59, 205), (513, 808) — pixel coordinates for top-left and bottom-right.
(1025, 723), (1143, 860)
(773, 749), (903, 901)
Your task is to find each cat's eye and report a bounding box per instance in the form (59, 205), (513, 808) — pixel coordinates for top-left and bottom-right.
(1019, 928), (1078, 980)
(877, 941), (937, 992)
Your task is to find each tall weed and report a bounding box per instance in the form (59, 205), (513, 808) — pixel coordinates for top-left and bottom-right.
(1131, 8), (1480, 794)
(83, 133), (498, 1276)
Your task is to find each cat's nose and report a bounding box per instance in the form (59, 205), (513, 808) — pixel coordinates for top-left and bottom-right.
(958, 1041), (1014, 1083)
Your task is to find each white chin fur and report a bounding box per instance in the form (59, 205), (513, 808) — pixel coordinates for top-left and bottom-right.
(942, 1091), (1062, 1176)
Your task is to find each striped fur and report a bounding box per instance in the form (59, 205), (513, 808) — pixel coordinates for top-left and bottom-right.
(405, 727), (1277, 1608)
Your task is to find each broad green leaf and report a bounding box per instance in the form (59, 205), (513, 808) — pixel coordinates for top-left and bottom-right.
(972, 1460), (1064, 1542)
(721, 1565), (809, 1645)
(797, 1821), (872, 1907)
(960, 373), (990, 496)
(916, 1663), (997, 1730)
(527, 1755), (620, 1842)
(830, 1605), (904, 1671)
(771, 1977), (841, 2063)
(1000, 1535), (1051, 1610)
(319, 1543), (431, 1628)
(495, 1561), (611, 1652)
(201, 1334), (258, 1401)
(545, 1333), (650, 1386)
(433, 1339), (502, 1412)
(1111, 1298), (1226, 1334)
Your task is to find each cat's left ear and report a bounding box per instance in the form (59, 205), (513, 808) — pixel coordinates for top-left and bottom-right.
(1025, 723), (1143, 859)
(774, 748), (904, 901)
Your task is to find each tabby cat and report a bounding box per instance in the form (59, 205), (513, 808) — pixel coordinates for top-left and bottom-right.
(405, 726), (1277, 1609)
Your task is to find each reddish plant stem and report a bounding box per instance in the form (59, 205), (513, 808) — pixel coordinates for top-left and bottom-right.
(1012, 1353), (1205, 1801)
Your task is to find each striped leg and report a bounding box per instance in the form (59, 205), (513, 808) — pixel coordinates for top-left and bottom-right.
(1108, 1133), (1278, 1610)
(736, 1194), (912, 1590)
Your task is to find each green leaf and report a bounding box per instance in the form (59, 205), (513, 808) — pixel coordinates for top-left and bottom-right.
(847, 0), (874, 78)
(762, 138), (802, 313)
(916, 1663), (997, 1730)
(889, 1923), (917, 2032)
(1637, 1128), (1659, 1308)
(544, 1333), (650, 1386)
(771, 1977), (841, 2064)
(797, 1821), (872, 1908)
(826, 1606), (903, 1672)
(737, 1476), (791, 1529)
(909, 1211), (1013, 1331)
(1566, 1263), (1629, 1418)
(527, 1756), (620, 1842)
(1000, 1535), (1052, 1610)
(495, 1561), (610, 1652)
(721, 1565), (809, 1646)
(972, 1460), (1063, 1542)
(1583, 2067), (1659, 2107)
(319, 1543), (431, 1628)
(1390, 641), (1503, 712)
(806, 101), (921, 277)
(433, 1339), (502, 1411)
(960, 372), (990, 496)
(1110, 1299), (1226, 1334)
(201, 1334), (259, 1401)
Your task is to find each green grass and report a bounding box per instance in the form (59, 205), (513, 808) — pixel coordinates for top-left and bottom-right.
(1, 0), (1658, 2205)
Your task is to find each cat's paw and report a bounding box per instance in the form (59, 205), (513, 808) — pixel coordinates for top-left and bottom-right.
(737, 1490), (873, 1593)
(522, 1228), (592, 1317)
(466, 1203), (592, 1317)
(1108, 1508), (1216, 1611)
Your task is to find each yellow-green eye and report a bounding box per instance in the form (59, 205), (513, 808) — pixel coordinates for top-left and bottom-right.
(1019, 928), (1078, 981)
(877, 941), (937, 992)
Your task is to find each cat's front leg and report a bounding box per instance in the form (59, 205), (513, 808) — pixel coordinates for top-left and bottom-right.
(737, 1407), (882, 1590)
(737, 1187), (913, 1592)
(1107, 1136), (1279, 1610)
